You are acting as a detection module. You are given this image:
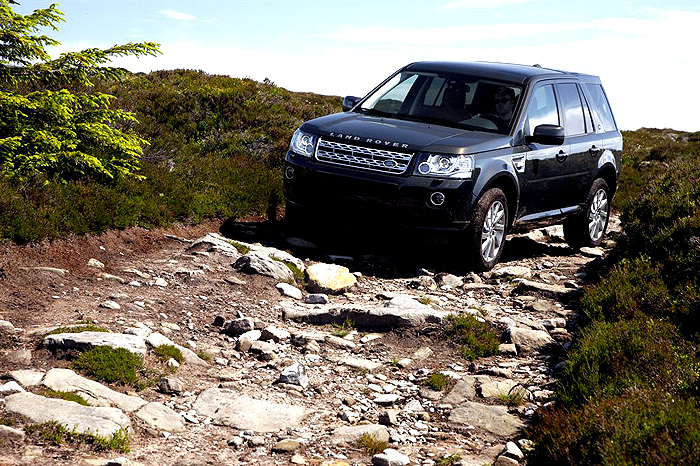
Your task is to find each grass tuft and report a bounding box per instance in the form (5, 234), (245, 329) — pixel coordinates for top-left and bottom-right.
(39, 389), (89, 406)
(424, 373), (453, 392)
(332, 318), (355, 337)
(357, 433), (389, 455)
(152, 344), (184, 364)
(24, 421), (130, 453)
(45, 325), (109, 336)
(444, 313), (500, 361)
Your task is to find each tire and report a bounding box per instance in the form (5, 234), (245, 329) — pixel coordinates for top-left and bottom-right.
(564, 178), (610, 249)
(468, 188), (508, 271)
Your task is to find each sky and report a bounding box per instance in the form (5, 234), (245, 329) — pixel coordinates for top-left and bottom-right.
(13, 0), (700, 131)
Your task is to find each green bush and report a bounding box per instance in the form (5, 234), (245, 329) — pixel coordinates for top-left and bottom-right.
(444, 313), (500, 361)
(580, 256), (670, 323)
(555, 318), (699, 408)
(424, 373), (453, 392)
(529, 391), (700, 465)
(72, 346), (145, 389)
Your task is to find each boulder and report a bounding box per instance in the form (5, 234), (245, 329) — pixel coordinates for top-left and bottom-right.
(330, 424), (390, 445)
(306, 263), (356, 294)
(43, 332), (147, 356)
(234, 252), (294, 281)
(135, 402), (186, 433)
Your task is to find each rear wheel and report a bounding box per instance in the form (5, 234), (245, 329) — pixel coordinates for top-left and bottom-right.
(564, 178), (610, 249)
(468, 188), (508, 271)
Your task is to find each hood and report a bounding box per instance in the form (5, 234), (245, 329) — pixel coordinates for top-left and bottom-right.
(302, 112), (511, 154)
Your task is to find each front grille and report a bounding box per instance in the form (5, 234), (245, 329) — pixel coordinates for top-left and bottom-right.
(315, 138), (413, 174)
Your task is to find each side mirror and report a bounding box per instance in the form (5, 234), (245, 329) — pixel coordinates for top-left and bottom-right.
(527, 124), (565, 146)
(342, 96), (361, 112)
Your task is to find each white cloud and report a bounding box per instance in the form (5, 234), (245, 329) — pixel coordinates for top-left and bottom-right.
(161, 9), (196, 21)
(59, 9), (700, 132)
(438, 0), (531, 11)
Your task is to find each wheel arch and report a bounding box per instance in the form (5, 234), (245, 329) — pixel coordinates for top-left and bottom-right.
(475, 173), (519, 229)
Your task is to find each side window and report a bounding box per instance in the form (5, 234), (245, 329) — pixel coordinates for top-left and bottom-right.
(557, 83), (586, 136)
(524, 84), (559, 136)
(584, 83), (617, 132)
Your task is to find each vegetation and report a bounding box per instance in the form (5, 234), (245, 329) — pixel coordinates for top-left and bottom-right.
(418, 296), (433, 305)
(0, 1), (159, 186)
(45, 325), (109, 336)
(423, 372), (453, 392)
(152, 344), (184, 364)
(72, 346), (146, 389)
(332, 318), (355, 338)
(435, 454), (462, 466)
(39, 389), (89, 406)
(529, 128), (700, 464)
(356, 433), (389, 455)
(25, 421), (129, 453)
(444, 313), (500, 361)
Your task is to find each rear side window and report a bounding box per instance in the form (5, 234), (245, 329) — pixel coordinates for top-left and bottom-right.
(584, 83), (617, 132)
(524, 84), (559, 136)
(557, 83), (586, 136)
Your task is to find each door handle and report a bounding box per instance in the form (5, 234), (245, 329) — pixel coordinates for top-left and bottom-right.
(589, 145), (602, 157)
(556, 150), (568, 162)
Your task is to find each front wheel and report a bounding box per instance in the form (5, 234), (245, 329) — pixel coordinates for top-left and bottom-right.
(564, 178), (610, 249)
(468, 188), (509, 271)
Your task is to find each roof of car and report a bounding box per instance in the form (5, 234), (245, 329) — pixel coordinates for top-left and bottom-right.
(404, 61), (598, 84)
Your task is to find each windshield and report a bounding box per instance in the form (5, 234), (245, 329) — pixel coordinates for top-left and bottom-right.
(358, 71), (523, 135)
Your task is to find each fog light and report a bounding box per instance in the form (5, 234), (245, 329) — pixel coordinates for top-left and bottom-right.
(285, 166), (295, 180)
(430, 191), (445, 206)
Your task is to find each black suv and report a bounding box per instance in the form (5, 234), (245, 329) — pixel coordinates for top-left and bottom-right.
(283, 61), (622, 270)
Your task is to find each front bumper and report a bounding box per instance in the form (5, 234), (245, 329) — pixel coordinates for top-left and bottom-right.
(283, 151), (477, 233)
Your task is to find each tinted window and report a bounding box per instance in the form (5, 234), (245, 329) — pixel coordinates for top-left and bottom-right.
(524, 84), (559, 136)
(584, 83), (617, 132)
(558, 83), (585, 136)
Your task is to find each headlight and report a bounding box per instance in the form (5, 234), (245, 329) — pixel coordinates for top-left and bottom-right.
(414, 153), (474, 179)
(289, 129), (317, 157)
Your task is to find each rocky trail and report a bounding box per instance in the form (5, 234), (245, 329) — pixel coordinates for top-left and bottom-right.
(0, 217), (621, 466)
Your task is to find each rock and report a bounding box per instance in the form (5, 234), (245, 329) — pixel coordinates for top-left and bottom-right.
(0, 381), (24, 394)
(96, 273), (126, 284)
(145, 332), (207, 366)
(5, 392), (131, 439)
(278, 363), (309, 388)
(43, 332), (147, 356)
(2, 350), (32, 365)
(237, 330), (262, 352)
(478, 380), (520, 399)
(491, 265), (532, 279)
(0, 424), (25, 440)
(498, 343), (518, 355)
(42, 368), (147, 412)
(503, 441), (525, 460)
(303, 293), (329, 304)
(509, 327), (556, 353)
(341, 357), (382, 373)
(442, 378), (477, 406)
(158, 376), (184, 394)
(436, 273), (464, 288)
(374, 394), (400, 406)
(378, 410), (399, 426)
(187, 233), (241, 257)
(224, 317), (255, 336)
(494, 455), (519, 466)
(249, 340), (277, 360)
(9, 369), (45, 387)
(100, 300), (121, 310)
(272, 439), (302, 453)
(449, 401), (525, 437)
(224, 276), (246, 285)
(260, 326), (291, 342)
(23, 266), (68, 277)
(412, 346), (433, 361)
(234, 252), (294, 281)
(306, 263), (356, 294)
(153, 277), (168, 287)
(283, 295), (451, 330)
(542, 317), (567, 330)
(290, 453), (307, 464)
(212, 315), (226, 327)
(277, 282), (302, 300)
(330, 424), (390, 445)
(372, 449), (410, 466)
(411, 275), (437, 290)
(193, 388), (311, 432)
(402, 399), (426, 414)
(326, 335), (357, 350)
(135, 402), (186, 433)
(515, 279), (572, 296)
(0, 320), (16, 335)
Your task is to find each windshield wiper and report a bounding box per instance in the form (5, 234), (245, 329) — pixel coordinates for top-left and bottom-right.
(356, 107), (395, 118)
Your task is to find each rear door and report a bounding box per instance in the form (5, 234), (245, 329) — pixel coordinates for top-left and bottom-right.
(555, 82), (602, 209)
